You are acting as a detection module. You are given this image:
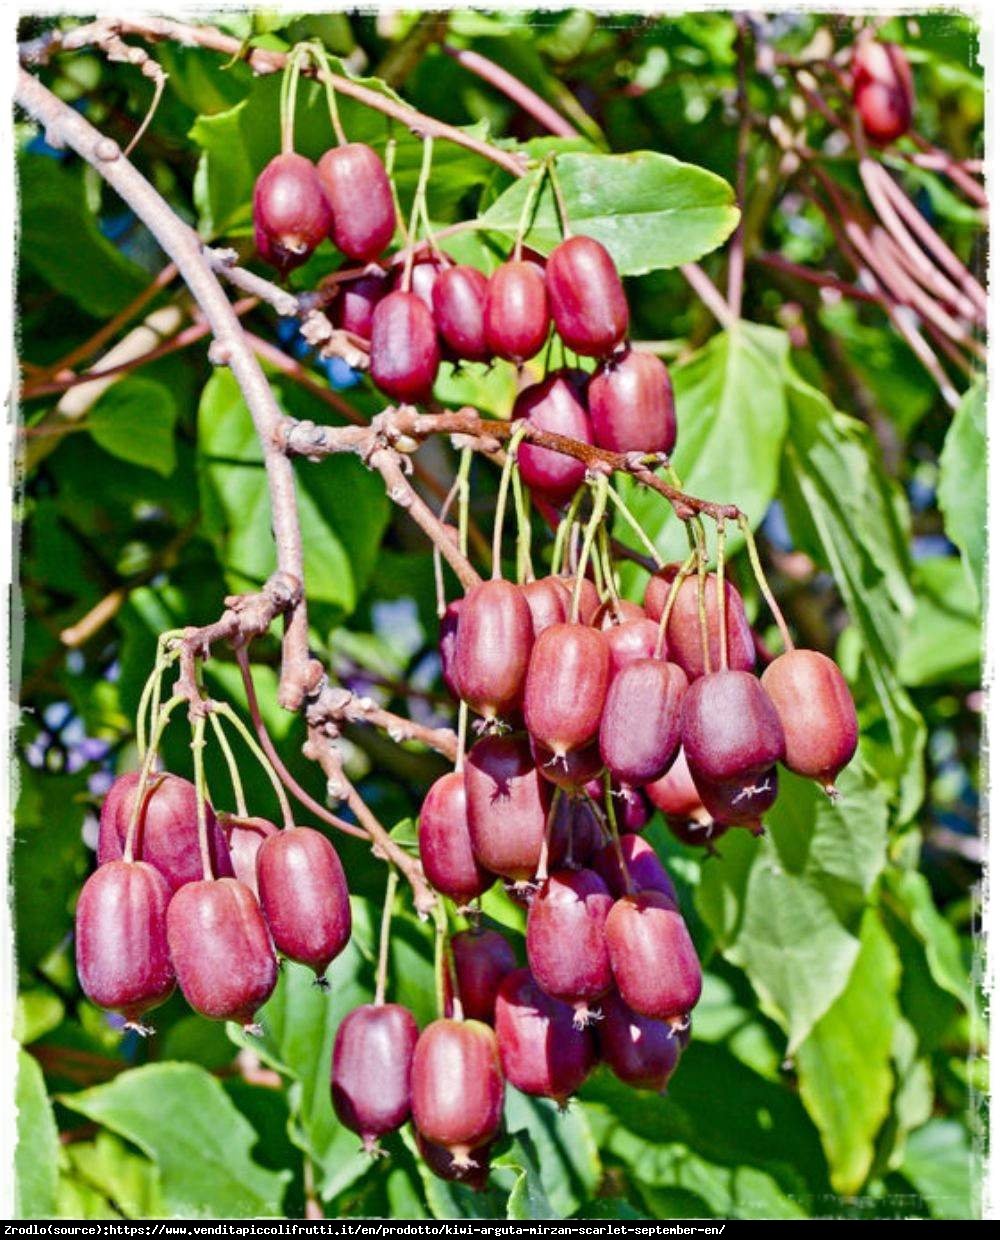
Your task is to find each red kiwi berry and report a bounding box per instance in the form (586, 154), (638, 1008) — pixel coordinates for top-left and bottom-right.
(598, 991), (680, 1093)
(494, 968), (596, 1104)
(465, 734), (551, 882)
(410, 1019), (505, 1169)
(548, 795), (605, 868)
(403, 258), (447, 312)
(253, 153), (331, 275)
(605, 890), (701, 1028)
(438, 598), (463, 700)
(680, 669), (785, 785)
(416, 1133), (493, 1190)
(219, 814), (279, 899)
(599, 658), (688, 787)
(761, 649), (859, 791)
(581, 778), (651, 834)
(75, 860), (175, 1031)
(523, 623), (610, 758)
(594, 599), (647, 630)
(521, 575), (570, 638)
(852, 40), (914, 146)
(454, 579), (534, 722)
(418, 772), (492, 905)
(166, 878), (278, 1030)
(432, 265), (491, 362)
(532, 738), (604, 794)
(644, 571), (755, 681)
(592, 833), (677, 903)
(513, 371), (592, 506)
(645, 749), (709, 824)
(369, 290), (441, 403)
(317, 143), (396, 261)
(588, 349), (676, 456)
(558, 575), (601, 626)
(333, 271), (389, 340)
(526, 868), (614, 1024)
(602, 617), (663, 677)
(484, 261), (550, 363)
(451, 928), (518, 1024)
(99, 771), (233, 893)
(546, 235), (629, 358)
(256, 827), (352, 978)
(691, 766), (778, 834)
(331, 1003), (419, 1153)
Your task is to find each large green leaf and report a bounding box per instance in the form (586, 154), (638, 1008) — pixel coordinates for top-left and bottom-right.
(15, 1050), (61, 1219)
(478, 151), (739, 274)
(17, 155), (147, 316)
(897, 556), (981, 687)
(61, 1132), (164, 1219)
(900, 1119), (979, 1220)
(494, 1132), (559, 1220)
(938, 380), (986, 605)
(503, 1091), (600, 1218)
(780, 367), (925, 822)
(60, 1063), (289, 1217)
(87, 378), (178, 477)
(197, 369), (389, 616)
(795, 909), (901, 1194)
(697, 764), (888, 1053)
(616, 324), (789, 570)
(882, 869), (970, 1010)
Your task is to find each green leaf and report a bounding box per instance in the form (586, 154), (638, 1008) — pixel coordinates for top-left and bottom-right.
(15, 989), (65, 1045)
(17, 155), (147, 317)
(882, 870), (970, 1010)
(698, 764), (889, 1053)
(60, 1063), (289, 1218)
(795, 909), (901, 1193)
(897, 557), (981, 687)
(938, 380), (985, 604)
(616, 324), (789, 567)
(503, 1091), (600, 1218)
(87, 378), (178, 477)
(494, 1132), (558, 1220)
(899, 1120), (979, 1219)
(197, 369), (389, 615)
(399, 1127), (502, 1220)
(63, 1132), (164, 1219)
(15, 1050), (61, 1219)
(781, 366), (925, 822)
(479, 151), (739, 274)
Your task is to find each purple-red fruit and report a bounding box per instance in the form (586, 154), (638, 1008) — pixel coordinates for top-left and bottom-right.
(523, 623), (610, 757)
(454, 579), (534, 720)
(166, 878), (277, 1028)
(410, 1019), (505, 1167)
(582, 778), (651, 834)
(761, 650), (858, 790)
(513, 372), (592, 506)
(99, 772), (233, 893)
(75, 860), (174, 1027)
(451, 929), (518, 1024)
(521, 575), (570, 638)
(644, 572), (755, 680)
(692, 767), (778, 832)
(852, 40), (914, 145)
(549, 795), (605, 867)
(593, 834), (677, 903)
(369, 290), (441, 403)
(438, 598), (463, 699)
(546, 236), (628, 358)
(595, 599), (647, 630)
(599, 658), (687, 786)
(416, 1133), (492, 1190)
(484, 261), (550, 363)
(256, 827), (352, 977)
(559, 575), (601, 626)
(588, 350), (676, 455)
(599, 991), (680, 1092)
(334, 272), (389, 340)
(605, 891), (701, 1026)
(533, 739), (604, 793)
(645, 749), (710, 825)
(494, 968), (596, 1103)
(220, 814), (279, 899)
(526, 868), (613, 1021)
(465, 735), (551, 881)
(331, 1003), (419, 1152)
(602, 618), (663, 677)
(317, 143), (395, 261)
(253, 154), (331, 275)
(419, 773), (491, 905)
(681, 669), (785, 785)
(432, 265), (491, 361)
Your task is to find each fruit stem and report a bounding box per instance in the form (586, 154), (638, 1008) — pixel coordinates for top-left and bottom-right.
(602, 770), (634, 895)
(456, 446), (473, 561)
(433, 472), (463, 618)
(491, 422), (530, 580)
(212, 701), (296, 831)
(513, 162), (547, 262)
(374, 867), (399, 1006)
(135, 629), (184, 759)
(691, 518), (712, 675)
(551, 484), (586, 578)
(123, 693), (185, 863)
(605, 483), (664, 568)
(598, 524), (621, 617)
(432, 901), (462, 1019)
(738, 514), (794, 653)
(310, 41), (348, 147)
(716, 519), (729, 672)
(209, 710), (248, 817)
(571, 476), (608, 623)
(454, 699), (469, 775)
(535, 787), (563, 881)
(279, 44), (307, 156)
(402, 137), (434, 293)
(511, 465), (534, 585)
(545, 154), (573, 239)
(653, 550), (697, 661)
(190, 713), (214, 882)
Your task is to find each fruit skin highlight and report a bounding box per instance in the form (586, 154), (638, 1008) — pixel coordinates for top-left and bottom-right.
(680, 669), (785, 785)
(253, 153), (331, 275)
(494, 968), (596, 1103)
(369, 290), (440, 403)
(465, 734), (552, 882)
(484, 261), (550, 364)
(605, 890), (702, 1027)
(331, 1003), (419, 1153)
(588, 350), (676, 455)
(526, 868), (614, 1023)
(761, 649), (859, 789)
(317, 143), (396, 261)
(454, 579), (534, 722)
(419, 772), (492, 905)
(546, 235), (629, 357)
(523, 623), (610, 757)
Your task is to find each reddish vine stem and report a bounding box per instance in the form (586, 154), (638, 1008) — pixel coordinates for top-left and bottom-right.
(442, 43), (578, 139)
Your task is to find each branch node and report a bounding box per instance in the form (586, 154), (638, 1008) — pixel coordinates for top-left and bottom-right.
(94, 137), (121, 162)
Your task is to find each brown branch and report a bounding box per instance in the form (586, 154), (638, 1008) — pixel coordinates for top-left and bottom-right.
(441, 43), (579, 138)
(726, 16), (750, 317)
